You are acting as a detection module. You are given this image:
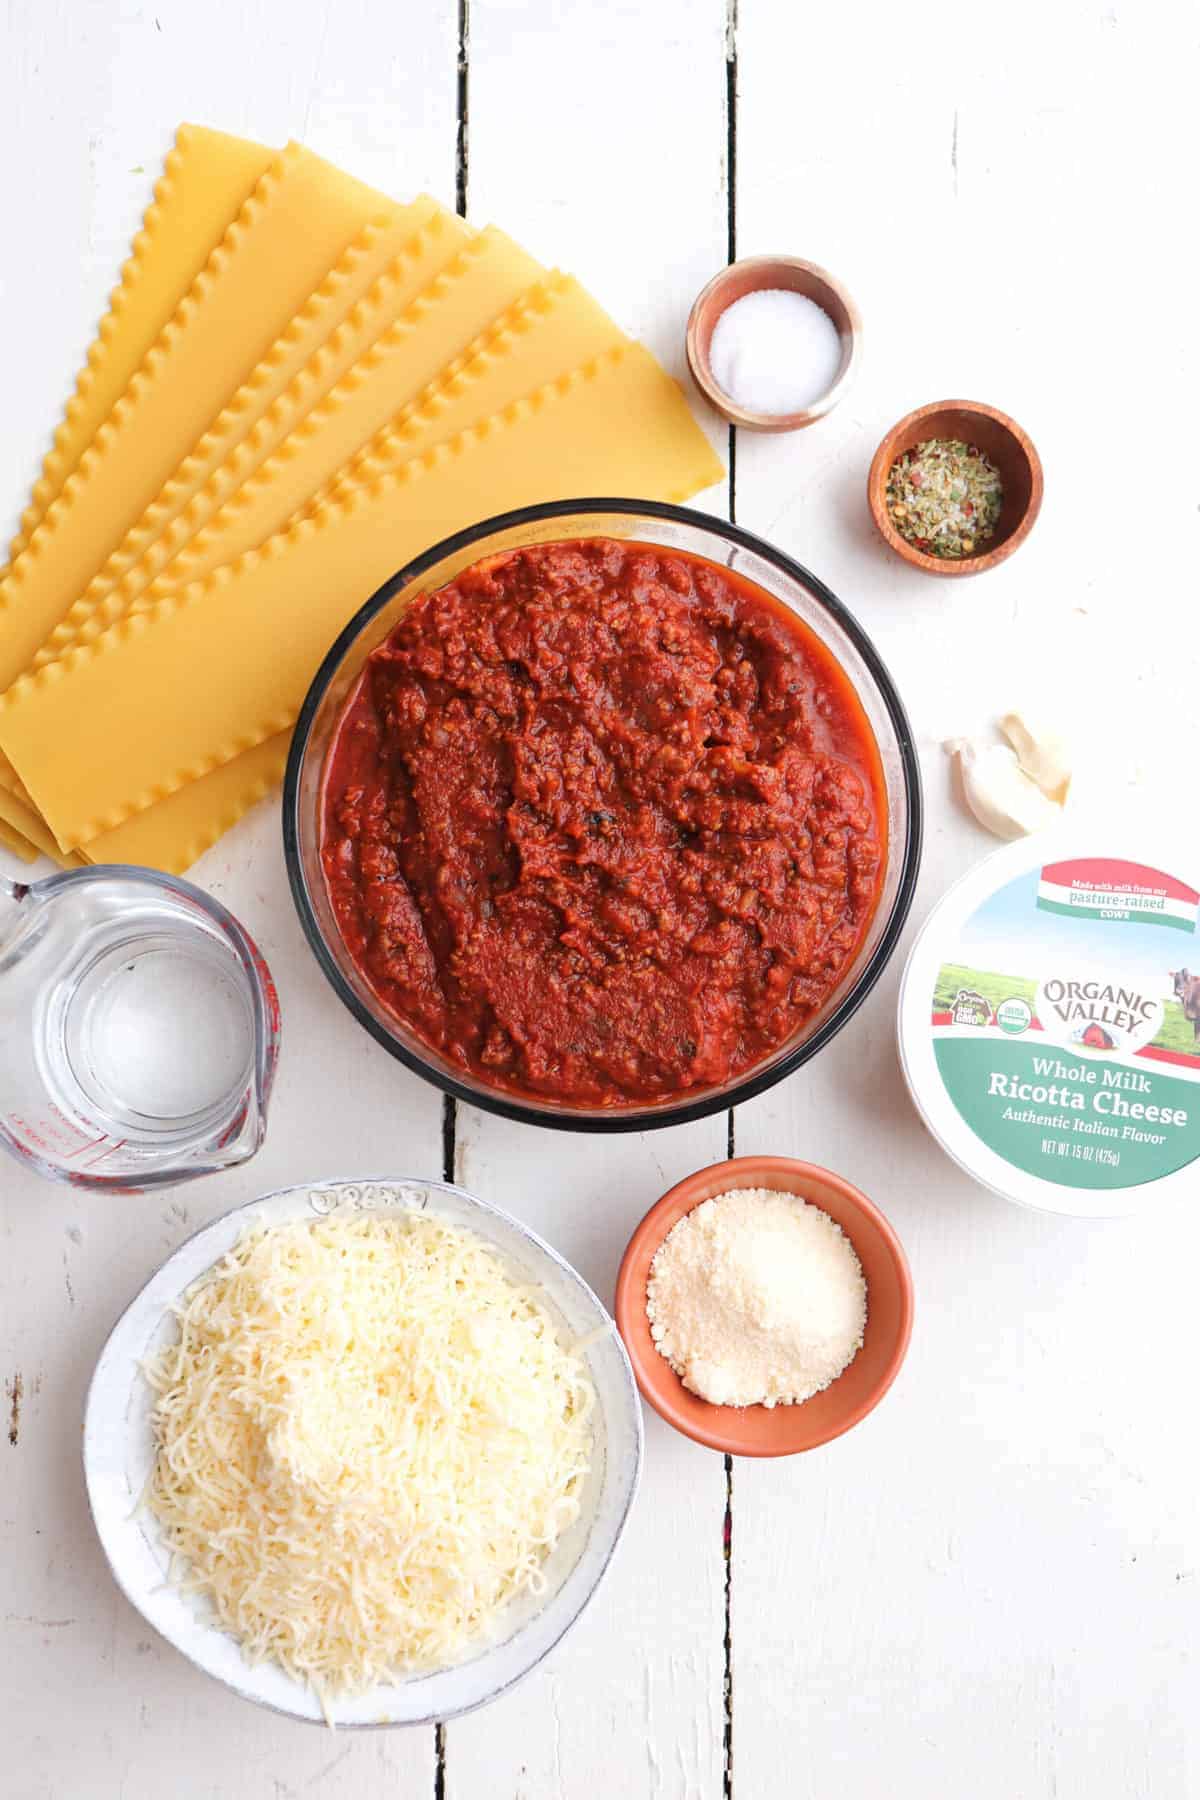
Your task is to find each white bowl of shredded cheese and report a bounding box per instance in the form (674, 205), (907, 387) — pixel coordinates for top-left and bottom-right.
(84, 1177), (642, 1727)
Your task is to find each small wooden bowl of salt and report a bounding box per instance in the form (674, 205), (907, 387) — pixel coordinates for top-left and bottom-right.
(686, 255), (863, 432)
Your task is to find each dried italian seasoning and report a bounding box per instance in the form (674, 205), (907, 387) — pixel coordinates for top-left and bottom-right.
(886, 437), (1004, 560)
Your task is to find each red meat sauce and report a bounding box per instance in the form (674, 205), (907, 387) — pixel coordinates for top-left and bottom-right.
(321, 538), (885, 1107)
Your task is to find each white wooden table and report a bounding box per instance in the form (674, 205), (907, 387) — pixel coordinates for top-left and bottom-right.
(2, 2), (1198, 1794)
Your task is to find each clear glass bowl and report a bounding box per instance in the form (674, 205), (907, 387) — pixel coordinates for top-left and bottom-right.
(283, 500), (923, 1132)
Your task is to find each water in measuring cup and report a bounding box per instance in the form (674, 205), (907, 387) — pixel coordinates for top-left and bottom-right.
(38, 895), (256, 1145)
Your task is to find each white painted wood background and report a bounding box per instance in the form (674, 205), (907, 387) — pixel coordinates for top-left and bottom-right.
(1, 0), (1198, 1794)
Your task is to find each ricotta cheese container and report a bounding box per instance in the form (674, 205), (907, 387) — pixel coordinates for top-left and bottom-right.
(898, 831), (1200, 1217)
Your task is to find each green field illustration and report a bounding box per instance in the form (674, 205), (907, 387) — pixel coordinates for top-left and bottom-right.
(933, 963), (1199, 1060)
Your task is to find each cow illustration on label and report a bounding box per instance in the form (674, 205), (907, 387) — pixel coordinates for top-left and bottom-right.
(1171, 969), (1200, 1043)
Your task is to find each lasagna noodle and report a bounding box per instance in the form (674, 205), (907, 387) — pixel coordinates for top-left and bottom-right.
(0, 817), (37, 863)
(0, 784), (79, 865)
(0, 125), (275, 842)
(0, 142), (393, 710)
(7, 124), (275, 564)
(38, 223), (539, 664)
(36, 201), (474, 668)
(77, 734), (290, 871)
(42, 277), (632, 873)
(0, 346), (723, 853)
(163, 233), (552, 584)
(310, 275), (626, 512)
(167, 270), (622, 587)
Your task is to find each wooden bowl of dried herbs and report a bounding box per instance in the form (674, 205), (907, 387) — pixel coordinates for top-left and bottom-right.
(868, 400), (1043, 577)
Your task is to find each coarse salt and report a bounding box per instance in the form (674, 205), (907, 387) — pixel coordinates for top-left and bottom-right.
(645, 1187), (866, 1409)
(708, 288), (843, 416)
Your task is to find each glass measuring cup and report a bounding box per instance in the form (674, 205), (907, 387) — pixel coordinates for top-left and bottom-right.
(0, 865), (280, 1191)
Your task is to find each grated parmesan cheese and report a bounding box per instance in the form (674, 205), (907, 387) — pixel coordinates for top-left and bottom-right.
(143, 1209), (594, 1706)
(646, 1187), (866, 1408)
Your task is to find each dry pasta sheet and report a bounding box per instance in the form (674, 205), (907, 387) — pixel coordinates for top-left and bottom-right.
(6, 124), (275, 567)
(0, 126), (723, 871)
(0, 141), (396, 705)
(37, 200), (476, 667)
(0, 347), (722, 853)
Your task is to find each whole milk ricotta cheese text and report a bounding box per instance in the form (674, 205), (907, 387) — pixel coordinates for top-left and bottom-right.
(899, 832), (1200, 1217)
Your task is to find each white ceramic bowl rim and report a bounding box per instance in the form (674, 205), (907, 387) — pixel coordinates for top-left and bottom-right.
(83, 1175), (643, 1728)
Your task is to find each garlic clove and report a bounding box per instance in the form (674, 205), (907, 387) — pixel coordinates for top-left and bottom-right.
(945, 738), (1063, 839)
(998, 710), (1072, 805)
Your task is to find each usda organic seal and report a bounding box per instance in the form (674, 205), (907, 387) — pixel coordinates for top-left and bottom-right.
(898, 831), (1200, 1217)
(995, 997), (1033, 1035)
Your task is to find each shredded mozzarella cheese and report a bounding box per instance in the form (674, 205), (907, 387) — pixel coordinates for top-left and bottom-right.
(144, 1210), (594, 1705)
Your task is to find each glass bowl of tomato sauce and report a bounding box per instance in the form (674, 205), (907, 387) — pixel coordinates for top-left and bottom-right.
(283, 500), (922, 1132)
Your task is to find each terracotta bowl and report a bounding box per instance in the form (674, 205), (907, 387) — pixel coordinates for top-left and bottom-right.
(686, 255), (863, 433)
(867, 399), (1043, 577)
(614, 1155), (913, 1457)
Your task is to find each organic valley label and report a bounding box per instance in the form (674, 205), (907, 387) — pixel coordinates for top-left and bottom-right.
(931, 856), (1200, 1191)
